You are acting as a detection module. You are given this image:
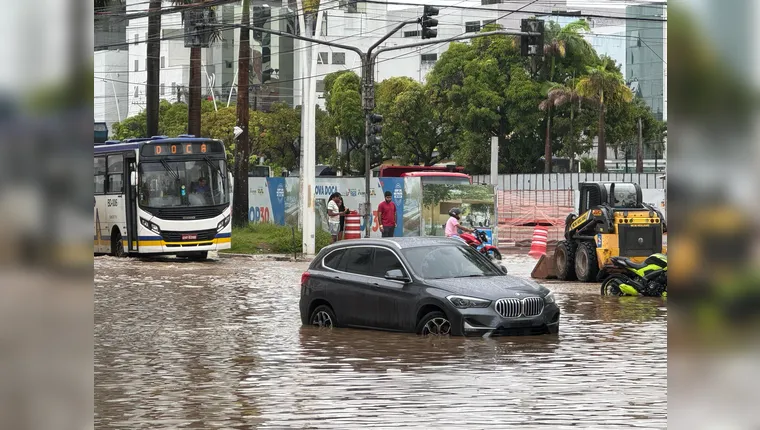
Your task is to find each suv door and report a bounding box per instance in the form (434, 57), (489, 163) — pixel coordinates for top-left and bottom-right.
(332, 246), (373, 327)
(361, 248), (417, 331)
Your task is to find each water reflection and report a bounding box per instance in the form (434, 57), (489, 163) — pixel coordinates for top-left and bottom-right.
(95, 256), (667, 429)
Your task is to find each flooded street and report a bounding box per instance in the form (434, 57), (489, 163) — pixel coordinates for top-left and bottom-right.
(95, 253), (667, 429)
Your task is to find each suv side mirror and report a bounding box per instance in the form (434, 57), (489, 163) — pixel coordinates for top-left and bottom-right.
(498, 264), (508, 275)
(385, 269), (410, 282)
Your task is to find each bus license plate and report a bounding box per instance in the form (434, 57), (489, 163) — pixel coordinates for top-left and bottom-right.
(182, 234), (197, 240)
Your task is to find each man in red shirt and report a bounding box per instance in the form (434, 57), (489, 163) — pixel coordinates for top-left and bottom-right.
(377, 191), (397, 237)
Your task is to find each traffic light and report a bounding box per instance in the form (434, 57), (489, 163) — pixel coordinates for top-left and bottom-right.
(368, 113), (383, 146)
(520, 18), (545, 56)
(421, 5), (439, 39)
(253, 5), (272, 42)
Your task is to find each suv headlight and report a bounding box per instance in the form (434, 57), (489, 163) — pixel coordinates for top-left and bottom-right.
(140, 217), (161, 234)
(217, 214), (231, 231)
(447, 295), (491, 309)
(544, 292), (556, 304)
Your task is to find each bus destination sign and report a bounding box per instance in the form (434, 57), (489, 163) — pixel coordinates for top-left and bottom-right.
(141, 141), (224, 156)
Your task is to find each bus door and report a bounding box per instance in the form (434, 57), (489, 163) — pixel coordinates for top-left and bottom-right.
(125, 155), (139, 252)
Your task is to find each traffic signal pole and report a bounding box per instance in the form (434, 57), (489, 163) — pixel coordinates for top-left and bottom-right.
(213, 20), (541, 244)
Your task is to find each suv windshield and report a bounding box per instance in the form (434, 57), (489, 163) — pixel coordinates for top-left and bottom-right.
(402, 245), (502, 279)
(138, 158), (229, 208)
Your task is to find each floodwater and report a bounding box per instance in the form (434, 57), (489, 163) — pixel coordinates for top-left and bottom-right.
(95, 252), (667, 429)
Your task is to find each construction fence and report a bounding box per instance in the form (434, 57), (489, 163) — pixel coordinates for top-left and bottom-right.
(470, 173), (666, 247)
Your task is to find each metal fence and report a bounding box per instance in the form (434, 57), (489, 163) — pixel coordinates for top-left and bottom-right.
(481, 173), (665, 246)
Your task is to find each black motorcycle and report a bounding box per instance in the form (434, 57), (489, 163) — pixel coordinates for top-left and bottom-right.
(598, 253), (667, 297)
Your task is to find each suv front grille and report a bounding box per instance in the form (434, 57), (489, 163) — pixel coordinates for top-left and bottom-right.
(161, 229), (217, 242)
(495, 297), (544, 318)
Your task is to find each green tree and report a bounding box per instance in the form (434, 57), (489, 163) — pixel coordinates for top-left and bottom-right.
(576, 56), (633, 171)
(324, 71), (365, 174)
(376, 80), (453, 165)
(539, 19), (593, 172)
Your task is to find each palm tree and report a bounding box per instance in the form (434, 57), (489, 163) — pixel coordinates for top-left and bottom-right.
(172, 0), (221, 137)
(543, 20), (591, 82)
(576, 58), (633, 172)
(539, 19), (591, 173)
(539, 78), (583, 172)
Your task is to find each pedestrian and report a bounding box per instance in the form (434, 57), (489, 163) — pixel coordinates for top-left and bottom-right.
(337, 196), (349, 241)
(377, 190), (397, 238)
(327, 193), (345, 243)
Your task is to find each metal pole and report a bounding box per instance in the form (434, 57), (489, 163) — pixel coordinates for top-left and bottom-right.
(362, 55), (373, 238)
(226, 67), (238, 107)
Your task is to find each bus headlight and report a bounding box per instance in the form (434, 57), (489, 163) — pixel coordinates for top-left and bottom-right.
(217, 214), (231, 231)
(140, 217), (161, 234)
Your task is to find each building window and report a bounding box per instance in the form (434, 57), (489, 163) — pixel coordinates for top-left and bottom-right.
(160, 56), (165, 68)
(225, 60), (233, 69)
(332, 52), (345, 65)
(160, 83), (165, 95)
(404, 30), (421, 38)
(483, 19), (496, 27)
(421, 53), (438, 63)
(340, 0), (358, 13)
(316, 79), (325, 92)
(134, 60), (138, 72)
(134, 34), (139, 45)
(465, 21), (480, 33)
(134, 86), (139, 98)
(317, 52), (329, 64)
(481, 0), (500, 4)
(320, 14), (328, 36)
(172, 82), (177, 95)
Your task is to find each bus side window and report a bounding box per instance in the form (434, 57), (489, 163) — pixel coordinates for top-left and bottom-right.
(107, 155), (124, 194)
(94, 157), (106, 194)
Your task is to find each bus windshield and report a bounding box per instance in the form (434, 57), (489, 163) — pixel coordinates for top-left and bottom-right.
(139, 158), (229, 208)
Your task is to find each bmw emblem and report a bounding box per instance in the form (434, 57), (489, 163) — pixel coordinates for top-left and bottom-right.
(638, 237), (644, 245)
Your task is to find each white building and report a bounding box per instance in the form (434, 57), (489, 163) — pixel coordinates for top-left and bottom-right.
(94, 49), (129, 136)
(313, 0), (505, 109)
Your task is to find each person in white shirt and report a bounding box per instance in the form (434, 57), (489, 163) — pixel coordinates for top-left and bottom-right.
(326, 193), (345, 243)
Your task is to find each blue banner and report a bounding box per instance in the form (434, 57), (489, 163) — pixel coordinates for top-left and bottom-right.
(380, 177), (405, 237)
(267, 177), (286, 225)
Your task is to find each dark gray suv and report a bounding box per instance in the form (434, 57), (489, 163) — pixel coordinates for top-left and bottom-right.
(299, 237), (560, 336)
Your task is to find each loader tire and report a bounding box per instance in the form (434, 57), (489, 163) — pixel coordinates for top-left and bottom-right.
(555, 240), (577, 281)
(575, 241), (599, 282)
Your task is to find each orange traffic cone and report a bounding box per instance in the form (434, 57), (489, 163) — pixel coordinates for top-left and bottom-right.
(528, 226), (549, 259)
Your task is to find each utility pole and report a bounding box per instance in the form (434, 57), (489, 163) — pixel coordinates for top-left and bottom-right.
(213, 16), (543, 246)
(146, 0), (161, 136)
(636, 117), (644, 173)
(232, 0), (250, 228)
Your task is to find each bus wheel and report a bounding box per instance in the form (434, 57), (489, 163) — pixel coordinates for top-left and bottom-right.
(111, 229), (126, 257)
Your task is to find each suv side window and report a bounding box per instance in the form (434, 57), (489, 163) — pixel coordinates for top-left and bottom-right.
(370, 248), (405, 278)
(323, 249), (345, 270)
(341, 247), (372, 276)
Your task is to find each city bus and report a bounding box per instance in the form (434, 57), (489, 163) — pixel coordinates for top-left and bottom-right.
(379, 165), (472, 185)
(94, 135), (232, 260)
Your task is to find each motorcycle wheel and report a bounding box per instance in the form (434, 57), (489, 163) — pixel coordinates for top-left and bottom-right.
(601, 275), (628, 296)
(487, 249), (502, 261)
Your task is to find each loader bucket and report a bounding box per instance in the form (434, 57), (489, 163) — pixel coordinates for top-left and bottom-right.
(531, 252), (558, 279)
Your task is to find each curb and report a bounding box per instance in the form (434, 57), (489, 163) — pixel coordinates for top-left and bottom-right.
(217, 252), (313, 262)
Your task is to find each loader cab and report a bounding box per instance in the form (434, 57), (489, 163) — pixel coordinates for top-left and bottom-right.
(578, 182), (643, 213)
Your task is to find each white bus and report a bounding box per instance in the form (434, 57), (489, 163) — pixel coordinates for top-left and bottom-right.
(94, 135), (232, 260)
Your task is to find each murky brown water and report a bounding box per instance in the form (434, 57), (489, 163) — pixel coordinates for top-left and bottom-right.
(95, 252), (667, 429)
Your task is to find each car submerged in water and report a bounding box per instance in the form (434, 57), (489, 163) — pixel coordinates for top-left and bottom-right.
(299, 237), (559, 336)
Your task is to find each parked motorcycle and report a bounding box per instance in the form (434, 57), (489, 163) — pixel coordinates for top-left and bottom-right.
(460, 229), (502, 261)
(598, 253), (667, 297)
